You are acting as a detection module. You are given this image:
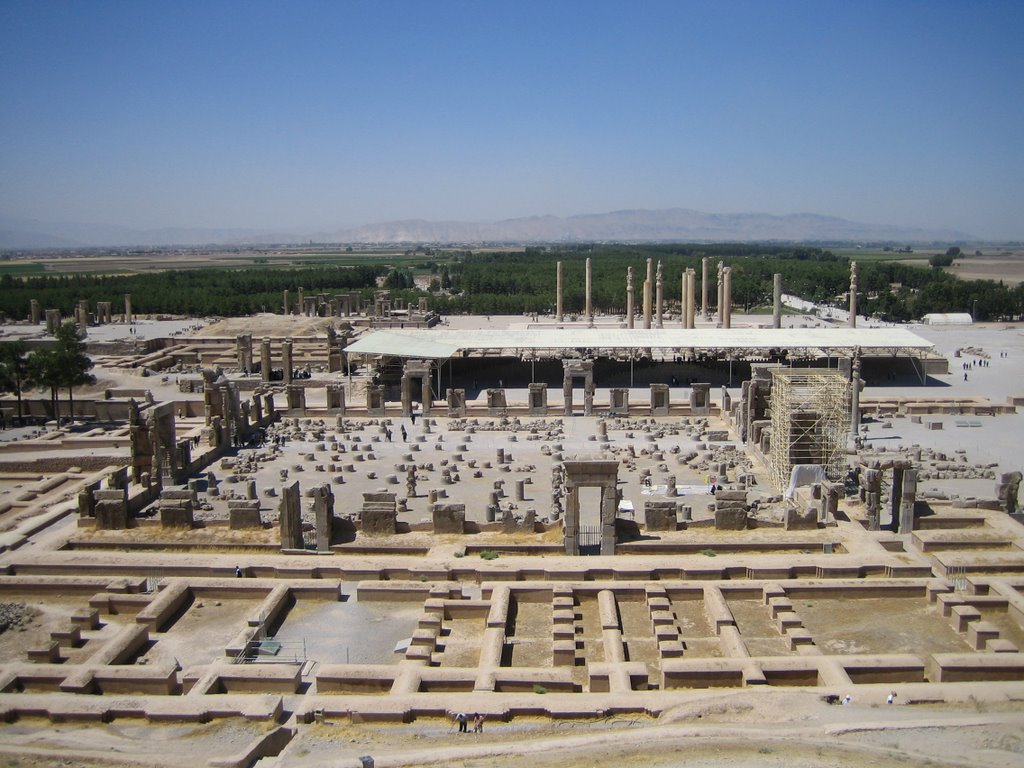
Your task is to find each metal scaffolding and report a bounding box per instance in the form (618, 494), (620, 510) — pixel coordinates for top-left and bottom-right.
(768, 369), (850, 491)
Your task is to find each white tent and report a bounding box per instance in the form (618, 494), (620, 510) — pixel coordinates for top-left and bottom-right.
(922, 313), (973, 326)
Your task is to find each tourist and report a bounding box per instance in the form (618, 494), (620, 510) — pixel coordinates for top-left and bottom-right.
(455, 711), (468, 733)
(887, 691), (897, 704)
(234, 565), (242, 578)
(473, 713), (484, 733)
(400, 426), (407, 442)
(842, 694), (852, 705)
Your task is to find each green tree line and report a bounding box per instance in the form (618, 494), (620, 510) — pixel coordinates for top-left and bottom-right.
(0, 265), (387, 318)
(4, 245), (1023, 322)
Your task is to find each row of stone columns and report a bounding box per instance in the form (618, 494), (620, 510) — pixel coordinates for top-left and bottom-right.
(282, 288), (361, 317)
(30, 294), (133, 330)
(548, 258), (860, 328)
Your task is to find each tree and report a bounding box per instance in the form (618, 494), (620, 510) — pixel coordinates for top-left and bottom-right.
(0, 340), (33, 423)
(52, 322), (96, 422)
(29, 347), (62, 423)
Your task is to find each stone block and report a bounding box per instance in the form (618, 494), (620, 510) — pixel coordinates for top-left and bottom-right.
(552, 640), (576, 666)
(950, 604), (981, 632)
(776, 611), (802, 632)
(715, 507), (748, 530)
(94, 499), (128, 530)
(786, 628), (815, 649)
(968, 621), (1001, 651)
(229, 507), (263, 529)
(432, 503), (466, 534)
(785, 507), (819, 531)
(160, 505), (193, 529)
(986, 638), (1018, 653)
(361, 508), (397, 535)
(715, 490), (748, 502)
(644, 501), (678, 531)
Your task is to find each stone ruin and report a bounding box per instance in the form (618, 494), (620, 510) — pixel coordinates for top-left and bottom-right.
(360, 492), (397, 535)
(433, 502), (466, 534)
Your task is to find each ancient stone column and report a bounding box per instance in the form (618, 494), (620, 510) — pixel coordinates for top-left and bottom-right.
(44, 309), (60, 334)
(261, 338), (272, 382)
(585, 257), (593, 326)
(655, 261), (664, 329)
(850, 350), (862, 447)
(29, 299), (41, 325)
(686, 268), (696, 329)
(124, 294), (132, 324)
(236, 334), (253, 374)
(556, 260), (564, 321)
(848, 261), (858, 328)
(722, 267), (733, 329)
(864, 467), (882, 531)
(279, 481), (303, 550)
(76, 299), (89, 329)
(282, 338), (293, 386)
(626, 266), (635, 329)
(772, 273), (782, 328)
(716, 262), (724, 326)
(681, 272), (687, 328)
(701, 257), (709, 319)
(312, 484), (335, 552)
(643, 258), (653, 329)
(297, 287), (305, 317)
(282, 289), (290, 315)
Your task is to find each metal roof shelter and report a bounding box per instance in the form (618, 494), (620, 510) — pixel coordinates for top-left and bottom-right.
(345, 327), (934, 361)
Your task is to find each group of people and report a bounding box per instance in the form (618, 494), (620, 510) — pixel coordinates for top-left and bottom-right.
(453, 712), (485, 733)
(382, 425), (411, 443)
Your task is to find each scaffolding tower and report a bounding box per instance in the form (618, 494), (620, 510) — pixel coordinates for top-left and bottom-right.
(768, 369), (850, 491)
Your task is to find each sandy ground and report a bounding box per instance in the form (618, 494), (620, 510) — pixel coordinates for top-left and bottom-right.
(0, 691), (1022, 767)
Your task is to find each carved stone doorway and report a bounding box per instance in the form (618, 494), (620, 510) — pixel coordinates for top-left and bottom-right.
(562, 460), (619, 555)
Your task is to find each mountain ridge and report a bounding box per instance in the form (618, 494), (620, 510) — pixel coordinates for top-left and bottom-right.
(0, 208), (977, 248)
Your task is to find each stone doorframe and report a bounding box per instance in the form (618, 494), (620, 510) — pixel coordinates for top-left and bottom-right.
(528, 383), (548, 416)
(860, 459), (918, 532)
(563, 360), (595, 416)
(401, 360), (433, 416)
(562, 460), (619, 555)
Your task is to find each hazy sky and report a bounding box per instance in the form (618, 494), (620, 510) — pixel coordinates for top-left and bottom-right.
(1, 1), (1021, 238)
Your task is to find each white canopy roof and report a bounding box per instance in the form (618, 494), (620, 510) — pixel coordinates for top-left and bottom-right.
(345, 327), (934, 360)
(922, 313), (973, 325)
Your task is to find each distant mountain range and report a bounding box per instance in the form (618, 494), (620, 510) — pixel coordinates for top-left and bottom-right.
(0, 208), (976, 249)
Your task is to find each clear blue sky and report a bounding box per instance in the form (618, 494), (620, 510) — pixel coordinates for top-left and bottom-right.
(1, 0), (1021, 238)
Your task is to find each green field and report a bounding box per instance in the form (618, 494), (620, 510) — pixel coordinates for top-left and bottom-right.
(0, 262), (47, 276)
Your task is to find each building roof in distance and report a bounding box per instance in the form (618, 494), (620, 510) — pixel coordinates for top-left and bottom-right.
(345, 326), (935, 360)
